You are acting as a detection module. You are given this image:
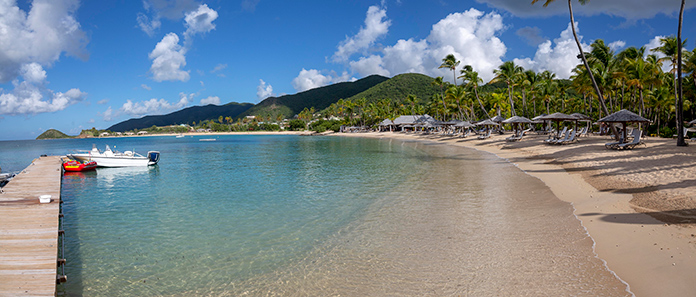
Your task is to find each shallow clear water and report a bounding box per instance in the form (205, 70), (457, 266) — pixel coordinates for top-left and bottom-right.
(1, 135), (630, 296)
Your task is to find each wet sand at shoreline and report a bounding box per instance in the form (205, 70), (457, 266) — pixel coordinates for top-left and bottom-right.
(335, 131), (696, 296)
(218, 140), (630, 296)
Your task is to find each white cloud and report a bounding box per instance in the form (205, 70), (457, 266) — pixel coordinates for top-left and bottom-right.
(0, 0), (88, 83)
(211, 63), (227, 73)
(200, 96), (220, 105)
(0, 83), (86, 115)
(137, 12), (161, 37)
(21, 63), (47, 84)
(609, 40), (626, 51)
(183, 4), (218, 44)
(119, 92), (194, 118)
(256, 79), (274, 101)
(241, 0), (260, 12)
(513, 22), (587, 79)
(141, 84), (152, 90)
(149, 33), (189, 82)
(291, 69), (355, 92)
(645, 35), (673, 73)
(0, 62), (86, 115)
(476, 0), (696, 20)
(147, 4), (218, 83)
(101, 106), (114, 121)
(97, 99), (108, 105)
(345, 8), (507, 83)
(332, 5), (390, 63)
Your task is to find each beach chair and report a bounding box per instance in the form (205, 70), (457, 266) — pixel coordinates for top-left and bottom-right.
(460, 129), (471, 138)
(560, 129), (578, 144)
(617, 129), (644, 150)
(505, 130), (523, 142)
(552, 129), (573, 145)
(477, 129), (491, 140)
(544, 127), (566, 144)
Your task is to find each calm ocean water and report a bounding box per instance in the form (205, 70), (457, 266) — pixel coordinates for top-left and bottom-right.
(0, 135), (630, 296)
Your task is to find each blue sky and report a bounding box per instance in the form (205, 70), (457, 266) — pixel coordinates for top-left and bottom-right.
(0, 0), (694, 140)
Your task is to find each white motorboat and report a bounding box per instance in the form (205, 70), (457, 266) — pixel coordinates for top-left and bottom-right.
(68, 145), (160, 167)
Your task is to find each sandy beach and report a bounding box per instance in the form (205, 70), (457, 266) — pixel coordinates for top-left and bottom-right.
(334, 131), (696, 297)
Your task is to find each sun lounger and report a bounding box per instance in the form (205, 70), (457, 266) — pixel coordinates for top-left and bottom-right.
(544, 127), (566, 144)
(560, 129), (578, 144)
(617, 129), (644, 150)
(552, 129), (573, 144)
(477, 129), (491, 140)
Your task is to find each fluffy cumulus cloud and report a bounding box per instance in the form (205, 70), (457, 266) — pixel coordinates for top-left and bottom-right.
(608, 40), (627, 52)
(291, 69), (354, 92)
(476, 0), (696, 20)
(513, 23), (587, 79)
(149, 33), (190, 82)
(200, 96), (220, 105)
(105, 92), (194, 121)
(256, 79), (274, 101)
(340, 7), (507, 83)
(332, 5), (390, 63)
(183, 4), (218, 43)
(0, 0), (88, 115)
(0, 63), (87, 115)
(644, 36), (673, 73)
(147, 4), (218, 82)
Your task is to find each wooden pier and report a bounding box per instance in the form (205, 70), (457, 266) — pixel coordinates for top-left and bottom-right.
(0, 156), (64, 296)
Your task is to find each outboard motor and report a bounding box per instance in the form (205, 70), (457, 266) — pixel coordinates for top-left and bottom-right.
(147, 151), (160, 165)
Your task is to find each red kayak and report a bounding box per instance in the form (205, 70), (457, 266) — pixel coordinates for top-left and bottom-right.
(63, 159), (98, 172)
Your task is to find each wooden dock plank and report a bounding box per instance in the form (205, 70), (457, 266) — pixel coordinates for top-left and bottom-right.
(0, 156), (63, 297)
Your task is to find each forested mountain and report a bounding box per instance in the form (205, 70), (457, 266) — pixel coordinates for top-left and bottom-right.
(107, 102), (254, 132)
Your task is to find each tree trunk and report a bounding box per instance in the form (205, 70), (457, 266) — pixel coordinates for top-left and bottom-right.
(567, 0), (619, 140)
(474, 86), (489, 120)
(508, 83), (517, 117)
(677, 0), (687, 146)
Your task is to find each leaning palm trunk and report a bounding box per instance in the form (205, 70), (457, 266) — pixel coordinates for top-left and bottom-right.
(508, 84), (517, 116)
(473, 86), (489, 120)
(566, 0), (619, 139)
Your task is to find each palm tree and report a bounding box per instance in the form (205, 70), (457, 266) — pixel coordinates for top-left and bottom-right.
(651, 36), (687, 135)
(459, 65), (489, 119)
(532, 0), (618, 139)
(677, 0), (687, 146)
(492, 61), (523, 116)
(446, 85), (467, 120)
(439, 54), (460, 86)
(624, 56), (658, 116)
(432, 76), (448, 119)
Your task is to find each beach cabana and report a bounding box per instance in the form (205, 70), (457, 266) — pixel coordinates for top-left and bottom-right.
(490, 115), (506, 123)
(503, 116), (532, 134)
(597, 109), (650, 143)
(538, 112), (576, 139)
(570, 113), (592, 136)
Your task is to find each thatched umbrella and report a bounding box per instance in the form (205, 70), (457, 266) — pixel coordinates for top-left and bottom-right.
(597, 109), (650, 141)
(688, 119), (696, 125)
(490, 115), (506, 123)
(476, 119), (500, 126)
(503, 116), (533, 135)
(538, 112), (577, 137)
(570, 113), (592, 134)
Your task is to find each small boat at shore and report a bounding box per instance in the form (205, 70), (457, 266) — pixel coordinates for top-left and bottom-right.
(199, 138), (216, 141)
(62, 159), (98, 172)
(68, 145), (160, 167)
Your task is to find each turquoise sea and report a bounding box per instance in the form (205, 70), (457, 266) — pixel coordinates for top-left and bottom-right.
(0, 135), (631, 296)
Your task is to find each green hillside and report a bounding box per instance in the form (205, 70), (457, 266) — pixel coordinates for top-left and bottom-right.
(345, 73), (440, 104)
(240, 74), (389, 119)
(107, 102), (254, 132)
(36, 129), (73, 140)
